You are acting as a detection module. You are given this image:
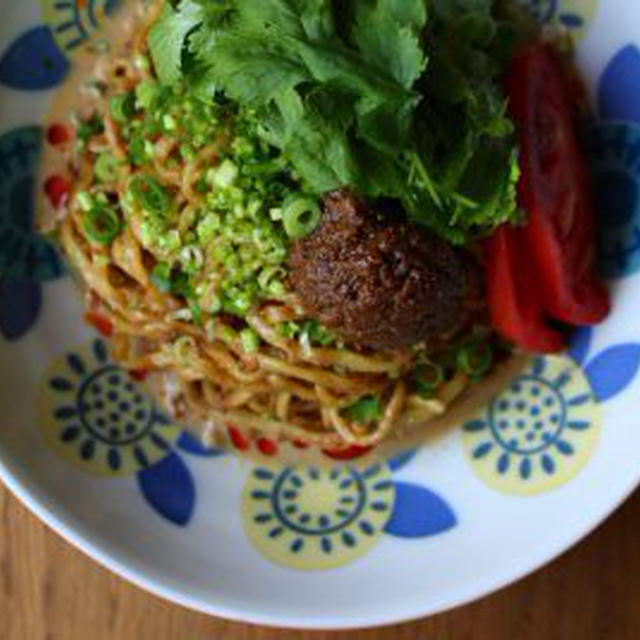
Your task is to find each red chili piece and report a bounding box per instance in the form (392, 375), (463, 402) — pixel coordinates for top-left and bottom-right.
(129, 369), (149, 382)
(322, 444), (374, 461)
(47, 123), (72, 146)
(257, 438), (278, 456)
(44, 175), (71, 209)
(85, 311), (114, 338)
(228, 426), (250, 451)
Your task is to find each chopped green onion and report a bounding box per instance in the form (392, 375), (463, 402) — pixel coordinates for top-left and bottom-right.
(95, 153), (120, 183)
(209, 159), (239, 188)
(345, 396), (382, 424)
(83, 205), (121, 245)
(458, 342), (493, 379)
(279, 321), (300, 339)
(257, 266), (285, 292)
(76, 114), (104, 144)
(129, 175), (172, 216)
(303, 320), (334, 347)
(240, 328), (260, 353)
(415, 362), (445, 396)
(169, 270), (193, 299)
(189, 299), (203, 326)
(150, 262), (172, 293)
(134, 54), (150, 72)
(223, 287), (255, 315)
(163, 114), (177, 131)
(218, 324), (237, 344)
(109, 92), (137, 123)
(75, 191), (94, 212)
(150, 263), (193, 299)
(282, 197), (321, 239)
(129, 133), (149, 165)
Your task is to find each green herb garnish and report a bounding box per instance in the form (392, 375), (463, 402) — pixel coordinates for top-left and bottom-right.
(109, 92), (138, 123)
(148, 0), (526, 243)
(345, 396), (383, 425)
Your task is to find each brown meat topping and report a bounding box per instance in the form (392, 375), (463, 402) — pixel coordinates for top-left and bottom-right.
(289, 189), (482, 350)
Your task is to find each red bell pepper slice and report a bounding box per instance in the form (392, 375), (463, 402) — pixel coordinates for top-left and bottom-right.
(483, 225), (565, 353)
(506, 42), (610, 325)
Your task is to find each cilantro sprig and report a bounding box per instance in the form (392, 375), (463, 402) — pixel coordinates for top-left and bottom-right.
(149, 0), (529, 243)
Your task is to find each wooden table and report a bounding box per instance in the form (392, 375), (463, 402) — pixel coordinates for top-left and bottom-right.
(2, 482), (639, 640)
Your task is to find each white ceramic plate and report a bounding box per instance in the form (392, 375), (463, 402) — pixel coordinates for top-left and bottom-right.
(1, 0), (640, 629)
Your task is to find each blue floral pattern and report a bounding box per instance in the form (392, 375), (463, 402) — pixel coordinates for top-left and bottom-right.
(243, 450), (456, 570)
(463, 329), (640, 495)
(591, 45), (640, 278)
(592, 123), (640, 278)
(0, 126), (63, 341)
(520, 0), (599, 39)
(0, 0), (120, 90)
(38, 338), (225, 525)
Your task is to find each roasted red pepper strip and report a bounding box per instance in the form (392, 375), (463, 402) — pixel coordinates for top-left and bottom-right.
(483, 225), (565, 353)
(506, 42), (610, 325)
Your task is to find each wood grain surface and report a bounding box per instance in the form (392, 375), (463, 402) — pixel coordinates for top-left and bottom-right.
(1, 482), (639, 640)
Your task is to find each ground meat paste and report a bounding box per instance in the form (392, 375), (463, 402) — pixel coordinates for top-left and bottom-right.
(289, 189), (482, 350)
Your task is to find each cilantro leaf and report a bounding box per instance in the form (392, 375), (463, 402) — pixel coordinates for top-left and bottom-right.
(353, 0), (427, 89)
(148, 0), (203, 85)
(148, 0), (529, 243)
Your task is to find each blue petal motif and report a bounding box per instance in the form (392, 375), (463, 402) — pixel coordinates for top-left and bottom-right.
(568, 327), (592, 367)
(585, 344), (640, 402)
(0, 26), (70, 90)
(598, 45), (640, 125)
(0, 127), (64, 282)
(137, 452), (196, 526)
(384, 482), (456, 538)
(590, 122), (640, 279)
(387, 449), (418, 471)
(559, 13), (583, 28)
(0, 278), (41, 341)
(176, 431), (226, 457)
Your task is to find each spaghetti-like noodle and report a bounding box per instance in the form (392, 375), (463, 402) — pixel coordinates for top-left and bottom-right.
(47, 3), (507, 452)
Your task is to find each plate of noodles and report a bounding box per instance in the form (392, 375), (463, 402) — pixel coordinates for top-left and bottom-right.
(1, 0), (640, 629)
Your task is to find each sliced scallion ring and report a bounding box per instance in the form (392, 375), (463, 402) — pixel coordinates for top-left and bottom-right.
(282, 197), (321, 239)
(83, 205), (122, 246)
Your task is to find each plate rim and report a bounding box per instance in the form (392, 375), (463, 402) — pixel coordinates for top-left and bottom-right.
(0, 438), (638, 629)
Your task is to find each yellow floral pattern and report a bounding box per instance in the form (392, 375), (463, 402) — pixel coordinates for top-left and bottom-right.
(38, 339), (180, 477)
(243, 464), (394, 570)
(463, 355), (601, 496)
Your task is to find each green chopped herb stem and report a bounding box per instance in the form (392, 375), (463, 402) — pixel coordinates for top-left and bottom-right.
(282, 197), (321, 239)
